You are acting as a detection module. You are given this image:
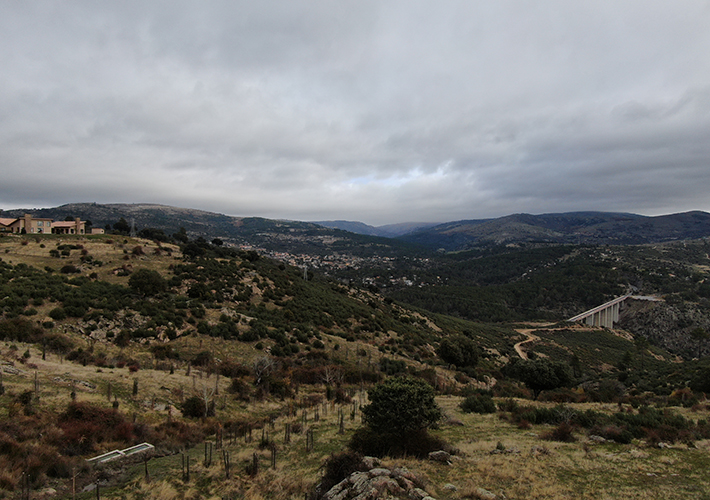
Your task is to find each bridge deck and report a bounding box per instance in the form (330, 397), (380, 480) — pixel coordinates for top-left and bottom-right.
(567, 293), (632, 323)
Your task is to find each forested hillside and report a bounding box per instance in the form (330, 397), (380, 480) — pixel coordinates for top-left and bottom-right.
(399, 211), (710, 250)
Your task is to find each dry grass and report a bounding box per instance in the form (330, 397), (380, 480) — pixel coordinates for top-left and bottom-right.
(5, 347), (710, 499)
(0, 233), (180, 285)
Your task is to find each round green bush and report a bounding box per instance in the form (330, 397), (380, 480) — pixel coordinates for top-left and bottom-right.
(460, 394), (497, 414)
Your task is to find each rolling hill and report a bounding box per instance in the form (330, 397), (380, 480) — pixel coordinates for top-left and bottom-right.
(398, 211), (710, 250)
(5, 204), (710, 254)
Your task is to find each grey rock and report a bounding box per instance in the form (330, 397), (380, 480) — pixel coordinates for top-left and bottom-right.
(368, 467), (392, 477)
(322, 463), (437, 500)
(362, 456), (380, 469)
(411, 488), (431, 500)
(428, 450), (452, 464)
(475, 487), (497, 500)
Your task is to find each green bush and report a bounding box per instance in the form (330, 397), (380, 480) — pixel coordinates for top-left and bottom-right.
(541, 421), (577, 443)
(460, 394), (497, 414)
(349, 427), (451, 458)
(362, 377), (442, 434)
(181, 396), (212, 418)
(0, 317), (44, 342)
(379, 357), (407, 375)
(437, 335), (480, 368)
(128, 269), (167, 296)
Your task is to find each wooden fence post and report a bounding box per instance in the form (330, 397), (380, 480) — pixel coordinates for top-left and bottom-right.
(182, 452), (190, 482)
(222, 449), (231, 479)
(306, 429), (314, 452)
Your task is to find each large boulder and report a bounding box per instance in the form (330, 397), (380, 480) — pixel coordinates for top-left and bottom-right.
(322, 466), (436, 500)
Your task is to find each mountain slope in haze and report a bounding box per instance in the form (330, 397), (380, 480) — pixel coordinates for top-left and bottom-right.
(312, 220), (440, 237)
(5, 203), (710, 254)
(399, 211), (710, 250)
(311, 220), (383, 236)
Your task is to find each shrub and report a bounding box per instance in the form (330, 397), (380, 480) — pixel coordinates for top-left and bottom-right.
(151, 344), (181, 360)
(228, 378), (251, 400)
(497, 398), (520, 413)
(362, 376), (442, 435)
(191, 350), (213, 367)
(0, 317), (44, 342)
(128, 268), (167, 296)
(43, 333), (74, 354)
(588, 425), (633, 444)
(57, 402), (134, 455)
(541, 421), (577, 443)
(349, 427), (451, 458)
(153, 420), (205, 451)
(60, 265), (80, 274)
(352, 376), (445, 457)
(460, 394), (497, 414)
(437, 335), (480, 368)
(379, 357), (407, 375)
(182, 396), (212, 418)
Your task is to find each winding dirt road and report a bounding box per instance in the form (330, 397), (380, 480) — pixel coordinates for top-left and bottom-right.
(513, 329), (541, 360)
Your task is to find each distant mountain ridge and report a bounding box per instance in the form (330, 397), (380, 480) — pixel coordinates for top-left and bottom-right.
(399, 211), (710, 250)
(311, 220), (439, 237)
(3, 203), (710, 252)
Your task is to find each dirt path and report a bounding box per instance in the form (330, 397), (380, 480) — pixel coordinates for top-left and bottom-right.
(513, 322), (619, 359)
(513, 329), (540, 360)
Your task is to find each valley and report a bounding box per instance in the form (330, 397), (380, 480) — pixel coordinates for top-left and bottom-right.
(0, 204), (710, 499)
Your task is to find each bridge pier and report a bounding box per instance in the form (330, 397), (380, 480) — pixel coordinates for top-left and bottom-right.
(582, 301), (620, 328)
(570, 294), (630, 329)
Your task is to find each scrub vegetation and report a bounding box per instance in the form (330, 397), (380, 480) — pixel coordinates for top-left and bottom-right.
(0, 230), (709, 499)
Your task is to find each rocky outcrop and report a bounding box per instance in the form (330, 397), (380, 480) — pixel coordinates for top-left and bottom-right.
(618, 298), (710, 359)
(322, 465), (435, 500)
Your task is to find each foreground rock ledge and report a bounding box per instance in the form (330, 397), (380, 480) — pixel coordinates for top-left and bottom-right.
(322, 463), (436, 500)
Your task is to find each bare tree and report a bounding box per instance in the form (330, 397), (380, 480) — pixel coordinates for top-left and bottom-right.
(253, 357), (275, 386)
(201, 384), (216, 418)
(321, 366), (343, 387)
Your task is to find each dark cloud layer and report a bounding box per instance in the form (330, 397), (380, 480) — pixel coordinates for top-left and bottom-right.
(1, 1), (709, 224)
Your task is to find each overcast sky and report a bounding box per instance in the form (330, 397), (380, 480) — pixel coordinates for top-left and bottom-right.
(1, 1), (710, 225)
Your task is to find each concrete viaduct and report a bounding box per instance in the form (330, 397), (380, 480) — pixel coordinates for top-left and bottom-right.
(567, 293), (633, 329)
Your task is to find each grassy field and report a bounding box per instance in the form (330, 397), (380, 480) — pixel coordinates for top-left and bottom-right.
(4, 341), (710, 500)
(75, 398), (710, 500)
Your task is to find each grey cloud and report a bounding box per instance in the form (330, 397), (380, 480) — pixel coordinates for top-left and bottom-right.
(1, 1), (710, 225)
